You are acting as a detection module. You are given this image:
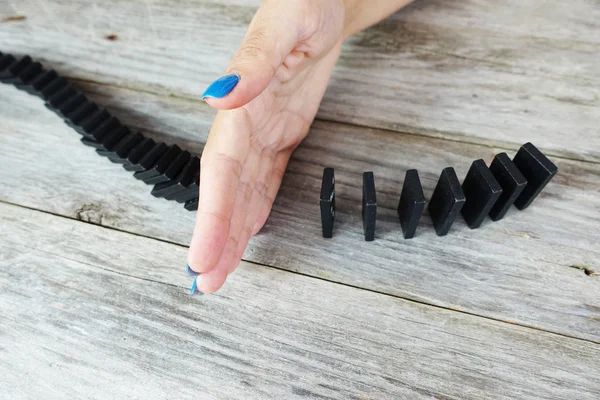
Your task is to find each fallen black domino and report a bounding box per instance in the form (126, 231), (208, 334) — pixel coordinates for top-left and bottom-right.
(319, 167), (335, 238)
(0, 52), (201, 212)
(488, 153), (528, 221)
(512, 142), (558, 210)
(185, 198), (199, 211)
(152, 156), (200, 202)
(461, 159), (503, 229)
(397, 169), (426, 239)
(133, 145), (190, 185)
(428, 167), (466, 236)
(97, 131), (145, 165)
(362, 171), (377, 241)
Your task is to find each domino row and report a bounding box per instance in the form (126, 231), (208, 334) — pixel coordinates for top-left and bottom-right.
(320, 142), (558, 240)
(0, 52), (200, 211)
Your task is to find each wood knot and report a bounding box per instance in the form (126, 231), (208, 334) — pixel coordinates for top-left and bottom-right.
(2, 15), (27, 23)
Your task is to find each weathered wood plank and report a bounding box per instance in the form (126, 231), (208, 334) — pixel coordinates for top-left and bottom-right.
(1, 202), (599, 399)
(0, 0), (599, 161)
(0, 83), (598, 342)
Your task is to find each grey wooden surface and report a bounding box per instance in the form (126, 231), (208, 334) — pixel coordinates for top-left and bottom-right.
(1, 0), (599, 398)
(2, 203), (600, 400)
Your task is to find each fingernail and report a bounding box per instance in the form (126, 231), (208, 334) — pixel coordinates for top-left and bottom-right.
(189, 278), (204, 296)
(201, 74), (240, 99)
(186, 264), (200, 277)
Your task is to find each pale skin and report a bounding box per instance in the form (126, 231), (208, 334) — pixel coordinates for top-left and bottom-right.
(188, 0), (415, 293)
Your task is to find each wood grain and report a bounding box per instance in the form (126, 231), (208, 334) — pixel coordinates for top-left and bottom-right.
(0, 0), (599, 161)
(1, 82), (598, 343)
(1, 202), (599, 400)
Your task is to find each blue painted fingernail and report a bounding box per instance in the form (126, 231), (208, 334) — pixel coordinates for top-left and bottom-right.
(201, 74), (240, 99)
(189, 278), (204, 296)
(186, 264), (200, 277)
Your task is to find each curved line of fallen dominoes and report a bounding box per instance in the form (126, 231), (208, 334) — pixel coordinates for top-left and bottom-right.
(0, 52), (200, 211)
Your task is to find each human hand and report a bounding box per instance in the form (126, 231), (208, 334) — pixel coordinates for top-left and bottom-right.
(187, 0), (347, 293)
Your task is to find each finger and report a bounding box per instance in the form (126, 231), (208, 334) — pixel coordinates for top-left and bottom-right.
(201, 3), (299, 110)
(233, 148), (277, 267)
(212, 142), (262, 276)
(187, 111), (250, 274)
(252, 150), (293, 235)
(192, 264), (228, 295)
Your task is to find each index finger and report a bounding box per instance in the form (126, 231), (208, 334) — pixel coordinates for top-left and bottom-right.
(187, 110), (251, 273)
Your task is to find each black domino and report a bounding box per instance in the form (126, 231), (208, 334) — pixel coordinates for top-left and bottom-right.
(397, 169), (426, 239)
(461, 159), (503, 229)
(39, 76), (69, 100)
(362, 171), (377, 241)
(65, 100), (99, 126)
(428, 167), (466, 236)
(97, 131), (145, 164)
(82, 125), (129, 150)
(45, 84), (78, 112)
(164, 157), (200, 201)
(0, 53), (16, 79)
(72, 108), (111, 135)
(134, 147), (189, 185)
(54, 92), (86, 119)
(513, 142), (558, 210)
(82, 115), (121, 142)
(133, 145), (183, 183)
(319, 167), (335, 238)
(488, 153), (527, 221)
(151, 156), (200, 200)
(184, 198), (199, 211)
(124, 141), (168, 172)
(22, 69), (58, 96)
(0, 55), (32, 83)
(12, 61), (43, 87)
(171, 174), (200, 203)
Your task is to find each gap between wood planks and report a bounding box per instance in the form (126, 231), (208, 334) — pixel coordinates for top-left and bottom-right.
(3, 197), (598, 346)
(64, 76), (600, 166)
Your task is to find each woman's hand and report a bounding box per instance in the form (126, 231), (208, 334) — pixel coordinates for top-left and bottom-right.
(187, 0), (413, 294)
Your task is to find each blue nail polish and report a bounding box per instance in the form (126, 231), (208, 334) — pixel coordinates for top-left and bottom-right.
(186, 264), (200, 277)
(189, 278), (204, 296)
(201, 74), (240, 99)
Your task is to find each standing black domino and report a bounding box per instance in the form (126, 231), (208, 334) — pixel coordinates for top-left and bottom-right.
(428, 167), (466, 236)
(461, 159), (503, 229)
(362, 171), (377, 241)
(513, 142), (558, 210)
(319, 168), (335, 238)
(488, 153), (528, 221)
(397, 169), (426, 239)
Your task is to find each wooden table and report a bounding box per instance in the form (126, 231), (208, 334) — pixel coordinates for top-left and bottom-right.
(1, 1), (599, 398)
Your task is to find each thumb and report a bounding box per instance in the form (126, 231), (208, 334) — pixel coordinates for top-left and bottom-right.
(202, 11), (299, 110)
